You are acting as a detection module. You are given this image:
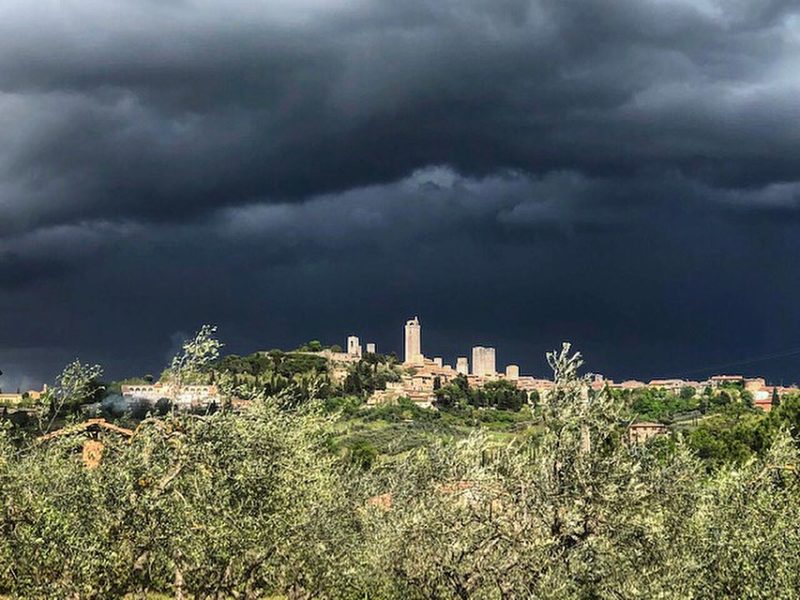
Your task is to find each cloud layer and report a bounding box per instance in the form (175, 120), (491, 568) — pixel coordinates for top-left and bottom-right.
(1, 0), (800, 388)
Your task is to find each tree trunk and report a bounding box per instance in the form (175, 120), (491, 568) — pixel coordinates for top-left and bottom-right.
(174, 565), (185, 600)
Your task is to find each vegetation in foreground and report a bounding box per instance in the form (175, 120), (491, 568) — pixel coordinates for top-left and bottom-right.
(1, 331), (800, 598)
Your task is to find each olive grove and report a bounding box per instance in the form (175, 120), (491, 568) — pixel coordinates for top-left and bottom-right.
(1, 341), (799, 598)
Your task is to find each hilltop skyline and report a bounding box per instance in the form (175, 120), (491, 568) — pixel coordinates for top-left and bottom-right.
(2, 1), (800, 389)
(3, 313), (800, 392)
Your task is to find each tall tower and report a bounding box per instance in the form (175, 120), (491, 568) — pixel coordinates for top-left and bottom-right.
(456, 357), (469, 375)
(404, 316), (423, 365)
(472, 346), (497, 377)
(347, 335), (362, 358)
(485, 347), (496, 376)
(472, 346), (485, 376)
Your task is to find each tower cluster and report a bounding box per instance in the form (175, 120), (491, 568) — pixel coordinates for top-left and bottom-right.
(344, 336), (376, 358)
(402, 316), (514, 378)
(341, 316), (520, 382)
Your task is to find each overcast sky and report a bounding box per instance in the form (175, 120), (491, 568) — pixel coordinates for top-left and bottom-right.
(2, 0), (800, 390)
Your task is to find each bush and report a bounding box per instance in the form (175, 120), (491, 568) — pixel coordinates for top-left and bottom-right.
(0, 402), (361, 598)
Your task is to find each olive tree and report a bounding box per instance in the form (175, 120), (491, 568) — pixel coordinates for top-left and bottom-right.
(0, 399), (361, 598)
(688, 431), (800, 599)
(38, 359), (104, 432)
(356, 343), (704, 599)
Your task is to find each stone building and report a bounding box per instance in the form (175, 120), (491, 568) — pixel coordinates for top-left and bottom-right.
(505, 364), (519, 380)
(648, 379), (689, 393)
(515, 377), (555, 398)
(404, 316), (423, 365)
(708, 375), (745, 387)
(368, 352), (462, 409)
(629, 421), (668, 444)
(744, 378), (766, 393)
(366, 343), (376, 354)
(0, 393), (23, 406)
(368, 378), (436, 408)
(456, 357), (469, 375)
(0, 385), (47, 406)
(612, 380), (646, 390)
(121, 383), (220, 407)
(347, 335), (362, 358)
(471, 346), (496, 377)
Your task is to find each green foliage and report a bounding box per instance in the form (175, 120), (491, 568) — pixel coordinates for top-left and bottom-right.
(615, 386), (700, 421)
(349, 344), (800, 598)
(689, 433), (800, 598)
(774, 393), (800, 435)
(342, 355), (402, 397)
(361, 397), (442, 423)
(297, 339), (324, 352)
(37, 360), (105, 433)
(352, 344), (698, 597)
(435, 374), (527, 412)
(217, 351), (328, 379)
(617, 382), (760, 425)
(478, 379), (527, 411)
(216, 350), (333, 407)
(685, 394), (800, 468)
(168, 324), (224, 386)
(4, 338), (800, 597)
(433, 374), (469, 409)
(348, 439), (379, 470)
(321, 394), (364, 416)
(0, 402), (361, 598)
(772, 387), (781, 408)
(688, 413), (765, 468)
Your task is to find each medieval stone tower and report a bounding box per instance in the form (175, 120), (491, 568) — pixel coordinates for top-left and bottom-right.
(404, 316), (423, 365)
(471, 346), (496, 377)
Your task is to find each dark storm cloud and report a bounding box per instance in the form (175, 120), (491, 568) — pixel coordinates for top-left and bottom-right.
(0, 253), (66, 288)
(1, 0), (799, 233)
(4, 166), (800, 388)
(2, 0), (800, 388)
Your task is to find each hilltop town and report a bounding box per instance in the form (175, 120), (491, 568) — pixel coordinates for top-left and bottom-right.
(308, 316), (797, 414)
(2, 316), (796, 420)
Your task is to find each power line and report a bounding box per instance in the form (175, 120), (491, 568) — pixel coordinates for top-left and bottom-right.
(672, 346), (800, 378)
